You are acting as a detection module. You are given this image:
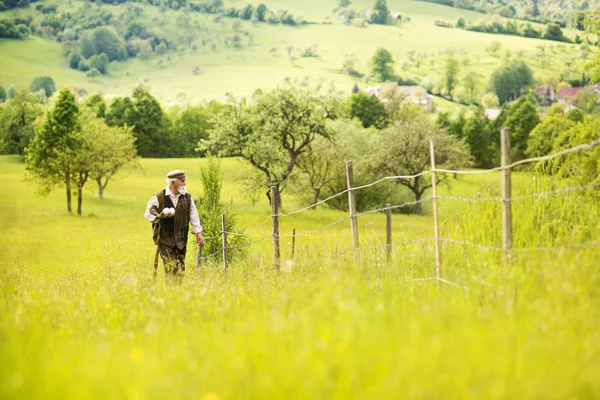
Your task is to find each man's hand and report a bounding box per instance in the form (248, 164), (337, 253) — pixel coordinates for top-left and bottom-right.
(196, 232), (205, 247)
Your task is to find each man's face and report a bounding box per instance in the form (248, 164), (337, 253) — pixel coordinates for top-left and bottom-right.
(173, 179), (186, 190)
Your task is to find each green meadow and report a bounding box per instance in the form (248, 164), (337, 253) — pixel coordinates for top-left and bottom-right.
(0, 0), (591, 105)
(1, 154), (599, 399)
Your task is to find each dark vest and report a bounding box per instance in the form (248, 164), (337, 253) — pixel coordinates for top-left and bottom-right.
(152, 189), (191, 249)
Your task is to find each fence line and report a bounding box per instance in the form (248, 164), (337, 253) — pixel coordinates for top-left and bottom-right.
(189, 133), (600, 286)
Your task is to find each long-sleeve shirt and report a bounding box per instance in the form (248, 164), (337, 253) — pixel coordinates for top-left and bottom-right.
(144, 186), (203, 234)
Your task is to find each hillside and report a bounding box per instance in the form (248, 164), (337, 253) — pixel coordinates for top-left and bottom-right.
(0, 0), (595, 106)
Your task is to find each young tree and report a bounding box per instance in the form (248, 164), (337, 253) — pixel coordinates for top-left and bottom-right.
(481, 93), (500, 108)
(462, 106), (498, 168)
(370, 0), (390, 25)
(206, 88), (336, 206)
(347, 91), (388, 129)
(369, 114), (473, 215)
(26, 88), (81, 213)
(81, 116), (138, 200)
(370, 47), (395, 81)
(526, 114), (575, 172)
(84, 94), (107, 118)
(444, 57), (460, 96)
(462, 70), (481, 102)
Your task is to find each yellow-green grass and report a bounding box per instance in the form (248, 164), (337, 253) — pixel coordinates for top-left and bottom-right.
(1, 155), (599, 399)
(0, 0), (592, 108)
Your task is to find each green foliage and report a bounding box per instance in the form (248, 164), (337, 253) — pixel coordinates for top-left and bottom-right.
(79, 26), (123, 61)
(6, 85), (16, 100)
(25, 88), (81, 213)
(197, 155), (247, 264)
(347, 92), (388, 129)
(462, 106), (498, 168)
(0, 86), (6, 103)
(29, 76), (56, 98)
(83, 94), (107, 119)
(504, 97), (541, 161)
(206, 88), (335, 204)
(370, 48), (395, 82)
(543, 23), (569, 42)
(370, 0), (390, 25)
(0, 19), (29, 39)
(369, 109), (473, 214)
(172, 103), (223, 157)
(0, 90), (43, 155)
(444, 57), (460, 95)
(488, 60), (535, 104)
(68, 51), (82, 69)
(94, 53), (109, 74)
(526, 114), (575, 172)
(106, 86), (172, 158)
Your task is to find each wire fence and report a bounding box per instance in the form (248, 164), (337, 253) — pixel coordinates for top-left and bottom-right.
(189, 133), (600, 288)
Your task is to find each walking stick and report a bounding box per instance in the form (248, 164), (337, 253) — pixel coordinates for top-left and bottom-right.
(196, 244), (203, 271)
(153, 223), (161, 280)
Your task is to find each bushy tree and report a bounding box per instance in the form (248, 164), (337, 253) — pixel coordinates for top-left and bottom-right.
(481, 93), (500, 108)
(95, 52), (109, 74)
(79, 26), (123, 61)
(29, 76), (56, 97)
(462, 106), (498, 168)
(444, 57), (460, 95)
(369, 111), (473, 215)
(347, 91), (388, 129)
(205, 88), (337, 205)
(488, 59), (535, 104)
(526, 113), (575, 172)
(370, 48), (395, 81)
(172, 102), (223, 157)
(504, 96), (540, 161)
(0, 90), (43, 155)
(370, 0), (390, 25)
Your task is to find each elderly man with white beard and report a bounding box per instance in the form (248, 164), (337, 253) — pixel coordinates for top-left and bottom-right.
(144, 169), (204, 277)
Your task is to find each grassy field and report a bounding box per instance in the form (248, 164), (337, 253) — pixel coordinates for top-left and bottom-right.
(1, 154), (599, 398)
(0, 0), (593, 107)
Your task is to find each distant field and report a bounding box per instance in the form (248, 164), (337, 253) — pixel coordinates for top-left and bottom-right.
(0, 0), (591, 108)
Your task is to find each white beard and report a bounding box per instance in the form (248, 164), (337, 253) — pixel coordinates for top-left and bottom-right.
(177, 186), (187, 195)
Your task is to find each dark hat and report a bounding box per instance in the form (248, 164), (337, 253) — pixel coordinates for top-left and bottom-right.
(167, 169), (187, 181)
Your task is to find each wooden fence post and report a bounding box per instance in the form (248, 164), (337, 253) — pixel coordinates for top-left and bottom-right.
(221, 213), (228, 272)
(291, 228), (296, 259)
(429, 140), (442, 280)
(271, 186), (280, 270)
(385, 203), (392, 263)
(501, 128), (513, 263)
(346, 161), (360, 266)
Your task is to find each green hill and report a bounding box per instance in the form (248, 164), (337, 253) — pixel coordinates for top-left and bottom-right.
(0, 0), (594, 106)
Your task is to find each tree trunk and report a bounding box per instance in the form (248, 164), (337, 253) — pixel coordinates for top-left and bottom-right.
(415, 191), (422, 216)
(97, 177), (104, 199)
(65, 174), (72, 213)
(77, 188), (83, 216)
(310, 188), (321, 210)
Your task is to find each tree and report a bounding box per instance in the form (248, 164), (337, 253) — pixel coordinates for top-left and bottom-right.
(444, 57), (460, 95)
(456, 17), (465, 28)
(172, 102), (222, 157)
(0, 86), (6, 102)
(486, 41), (503, 57)
(95, 52), (109, 74)
(370, 48), (395, 81)
(198, 154), (247, 263)
(0, 90), (43, 155)
(80, 116), (138, 199)
(462, 70), (481, 102)
(481, 93), (500, 108)
(297, 119), (364, 209)
(206, 88), (336, 205)
(543, 24), (568, 42)
(7, 85), (16, 99)
(488, 59), (535, 104)
(369, 114), (473, 215)
(370, 0), (390, 25)
(86, 68), (100, 80)
(347, 91), (388, 129)
(79, 26), (123, 61)
(84, 94), (107, 118)
(68, 52), (81, 69)
(504, 97), (541, 161)
(29, 76), (56, 97)
(256, 4), (267, 21)
(526, 114), (575, 172)
(25, 88), (81, 213)
(462, 106), (497, 168)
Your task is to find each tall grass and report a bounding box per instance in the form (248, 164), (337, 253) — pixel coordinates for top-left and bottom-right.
(1, 156), (599, 399)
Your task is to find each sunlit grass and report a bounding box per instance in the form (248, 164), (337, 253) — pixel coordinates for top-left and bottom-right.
(1, 155), (599, 399)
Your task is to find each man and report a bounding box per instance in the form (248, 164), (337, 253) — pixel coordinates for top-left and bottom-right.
(144, 169), (204, 276)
